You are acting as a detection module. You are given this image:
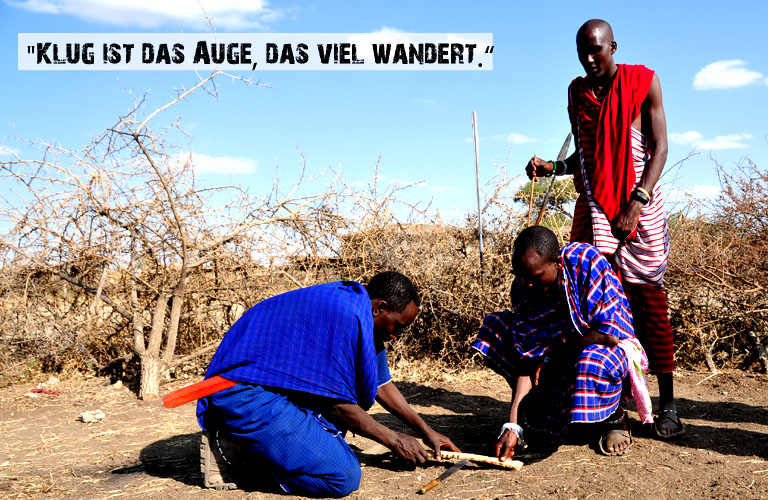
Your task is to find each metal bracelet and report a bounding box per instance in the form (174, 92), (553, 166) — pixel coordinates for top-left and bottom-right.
(631, 188), (651, 205)
(634, 186), (651, 199)
(498, 422), (527, 448)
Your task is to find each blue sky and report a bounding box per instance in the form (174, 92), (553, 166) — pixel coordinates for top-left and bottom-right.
(2, 0), (767, 222)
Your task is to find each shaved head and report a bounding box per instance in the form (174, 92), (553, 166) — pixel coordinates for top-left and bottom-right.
(576, 18), (618, 81)
(577, 19), (614, 45)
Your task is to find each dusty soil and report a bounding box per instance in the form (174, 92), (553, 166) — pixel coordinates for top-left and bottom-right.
(1, 366), (767, 500)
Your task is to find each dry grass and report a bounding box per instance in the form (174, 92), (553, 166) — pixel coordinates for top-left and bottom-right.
(666, 158), (768, 373)
(1, 86), (767, 389)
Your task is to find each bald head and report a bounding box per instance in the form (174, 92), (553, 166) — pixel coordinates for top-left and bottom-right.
(576, 19), (618, 81)
(577, 19), (614, 45)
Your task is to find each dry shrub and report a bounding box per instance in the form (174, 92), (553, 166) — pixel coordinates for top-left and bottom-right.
(8, 152), (768, 387)
(256, 167), (534, 369)
(0, 68), (582, 389)
(17, 82), (767, 388)
(0, 258), (125, 385)
(338, 222), (511, 366)
(666, 158), (768, 372)
(0, 144), (539, 388)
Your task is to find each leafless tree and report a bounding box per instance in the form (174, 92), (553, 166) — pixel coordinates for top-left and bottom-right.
(0, 70), (354, 398)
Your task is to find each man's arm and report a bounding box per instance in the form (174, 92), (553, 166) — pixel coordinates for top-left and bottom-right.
(614, 73), (668, 238)
(525, 83), (580, 180)
(496, 373), (533, 461)
(638, 73), (669, 194)
(327, 400), (432, 465)
(525, 151), (579, 180)
(374, 381), (460, 461)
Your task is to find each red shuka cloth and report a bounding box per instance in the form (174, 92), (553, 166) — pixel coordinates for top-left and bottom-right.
(623, 282), (675, 373)
(568, 64), (655, 222)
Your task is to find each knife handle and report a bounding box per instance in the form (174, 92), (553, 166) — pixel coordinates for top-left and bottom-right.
(419, 480), (440, 494)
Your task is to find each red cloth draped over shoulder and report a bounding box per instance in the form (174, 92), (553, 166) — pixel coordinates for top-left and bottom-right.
(568, 64), (654, 223)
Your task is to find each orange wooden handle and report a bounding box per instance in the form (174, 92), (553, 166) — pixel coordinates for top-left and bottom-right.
(162, 376), (237, 408)
(418, 480), (440, 494)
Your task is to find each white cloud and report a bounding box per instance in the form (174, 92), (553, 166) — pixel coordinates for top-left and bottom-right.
(687, 185), (721, 198)
(179, 153), (259, 175)
(7, 0), (281, 29)
(668, 131), (751, 150)
(492, 133), (537, 144)
(693, 60), (764, 90)
(668, 131), (703, 144)
(666, 185), (721, 208)
(390, 177), (424, 188)
(697, 133), (752, 150)
(347, 27), (411, 61)
(0, 145), (21, 158)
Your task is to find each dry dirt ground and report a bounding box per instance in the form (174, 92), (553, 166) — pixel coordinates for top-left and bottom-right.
(1, 366), (767, 500)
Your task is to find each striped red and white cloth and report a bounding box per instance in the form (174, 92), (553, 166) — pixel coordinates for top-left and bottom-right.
(622, 281), (675, 373)
(573, 128), (669, 286)
(571, 125), (676, 372)
(568, 66), (675, 372)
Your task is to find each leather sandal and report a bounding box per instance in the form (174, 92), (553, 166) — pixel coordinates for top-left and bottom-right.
(598, 408), (633, 456)
(201, 430), (241, 490)
(654, 408), (686, 440)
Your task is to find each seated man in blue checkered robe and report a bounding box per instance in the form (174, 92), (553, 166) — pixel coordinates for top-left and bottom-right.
(472, 226), (652, 460)
(197, 271), (459, 496)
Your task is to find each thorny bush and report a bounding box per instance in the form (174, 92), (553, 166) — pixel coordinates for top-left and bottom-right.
(666, 158), (768, 373)
(2, 148), (767, 389)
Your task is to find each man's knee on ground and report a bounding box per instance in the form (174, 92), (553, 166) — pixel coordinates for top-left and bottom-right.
(326, 464), (361, 497)
(280, 463), (361, 498)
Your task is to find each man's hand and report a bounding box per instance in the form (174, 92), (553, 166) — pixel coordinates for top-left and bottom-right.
(328, 400), (433, 466)
(422, 429), (461, 461)
(525, 156), (554, 180)
(388, 433), (429, 465)
(375, 381), (462, 464)
(495, 429), (519, 462)
(612, 199), (643, 240)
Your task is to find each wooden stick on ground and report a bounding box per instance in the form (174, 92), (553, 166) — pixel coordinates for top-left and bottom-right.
(361, 444), (523, 470)
(431, 450), (523, 470)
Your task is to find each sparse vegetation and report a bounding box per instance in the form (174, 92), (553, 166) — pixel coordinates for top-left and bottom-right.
(1, 73), (766, 395)
(666, 158), (768, 373)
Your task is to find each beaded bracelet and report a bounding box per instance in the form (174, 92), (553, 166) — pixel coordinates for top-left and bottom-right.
(547, 160), (562, 177)
(542, 161), (554, 177)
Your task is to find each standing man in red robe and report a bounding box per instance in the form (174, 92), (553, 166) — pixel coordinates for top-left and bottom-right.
(525, 19), (684, 439)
